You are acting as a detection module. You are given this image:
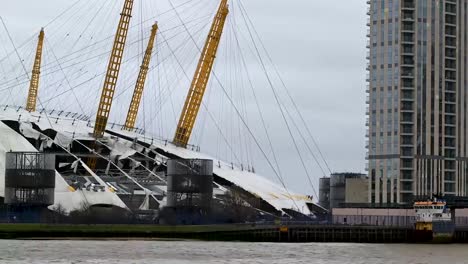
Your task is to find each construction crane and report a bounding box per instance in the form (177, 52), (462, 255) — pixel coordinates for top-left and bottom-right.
(173, 0), (229, 147)
(26, 28), (45, 112)
(88, 0), (134, 169)
(123, 22), (158, 131)
(93, 0), (134, 138)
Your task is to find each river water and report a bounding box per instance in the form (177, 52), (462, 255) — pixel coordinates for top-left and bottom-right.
(0, 240), (466, 263)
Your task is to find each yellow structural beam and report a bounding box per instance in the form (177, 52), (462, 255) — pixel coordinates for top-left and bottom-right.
(26, 28), (45, 112)
(123, 23), (158, 131)
(173, 0), (229, 147)
(88, 0), (134, 169)
(93, 0), (134, 138)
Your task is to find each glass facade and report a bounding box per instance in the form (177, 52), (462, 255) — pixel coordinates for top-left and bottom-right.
(367, 0), (468, 204)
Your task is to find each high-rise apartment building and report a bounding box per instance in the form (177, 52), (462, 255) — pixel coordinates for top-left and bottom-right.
(366, 0), (468, 204)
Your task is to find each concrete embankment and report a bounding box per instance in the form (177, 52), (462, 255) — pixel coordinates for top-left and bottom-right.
(1, 224), (468, 243)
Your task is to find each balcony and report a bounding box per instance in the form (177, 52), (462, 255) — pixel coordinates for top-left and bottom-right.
(402, 13), (415, 21)
(445, 14), (456, 25)
(401, 70), (414, 79)
(446, 2), (456, 14)
(401, 24), (415, 32)
(402, 0), (415, 9)
(402, 47), (414, 55)
(401, 34), (414, 43)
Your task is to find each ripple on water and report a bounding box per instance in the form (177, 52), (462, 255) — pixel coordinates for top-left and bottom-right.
(0, 240), (466, 264)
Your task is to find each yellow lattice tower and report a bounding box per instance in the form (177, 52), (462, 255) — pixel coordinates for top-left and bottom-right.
(123, 23), (158, 131)
(173, 0), (229, 147)
(93, 0), (134, 138)
(88, 0), (134, 169)
(26, 28), (45, 112)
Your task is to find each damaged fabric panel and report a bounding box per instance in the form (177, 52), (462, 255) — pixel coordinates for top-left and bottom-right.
(108, 138), (137, 161)
(19, 122), (41, 139)
(54, 132), (73, 150)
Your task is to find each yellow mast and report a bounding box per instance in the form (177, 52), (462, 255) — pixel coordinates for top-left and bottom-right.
(173, 0), (229, 147)
(93, 0), (134, 138)
(88, 0), (134, 169)
(26, 28), (45, 112)
(123, 23), (158, 131)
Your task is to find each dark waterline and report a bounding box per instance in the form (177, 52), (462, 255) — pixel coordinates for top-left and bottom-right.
(0, 240), (467, 263)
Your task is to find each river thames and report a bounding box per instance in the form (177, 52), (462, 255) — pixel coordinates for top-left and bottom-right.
(0, 240), (466, 263)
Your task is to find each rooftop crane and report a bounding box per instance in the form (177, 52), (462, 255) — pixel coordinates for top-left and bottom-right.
(173, 0), (229, 147)
(123, 22), (158, 131)
(93, 0), (134, 138)
(88, 0), (134, 169)
(26, 28), (45, 112)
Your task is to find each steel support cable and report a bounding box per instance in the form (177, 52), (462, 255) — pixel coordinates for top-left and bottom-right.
(229, 10), (253, 169)
(3, 5), (192, 89)
(1, 17), (209, 91)
(0, 17), (55, 130)
(238, 1), (332, 175)
(0, 0), (191, 71)
(167, 0), (301, 211)
(42, 12), (210, 115)
(0, 35), (36, 91)
(70, 139), (160, 203)
(236, 4), (318, 198)
(94, 139), (166, 183)
(158, 29), (243, 165)
(44, 0), (84, 28)
(0, 35), (36, 64)
(158, 42), (180, 129)
(156, 48), (164, 137)
(139, 13), (214, 127)
(38, 31), (188, 114)
(0, 34), (35, 104)
(46, 0), (109, 100)
(233, 36), (331, 181)
(148, 22), (211, 127)
(230, 21), (284, 181)
(84, 19), (211, 128)
(46, 0), (100, 41)
(0, 12), (211, 90)
(44, 39), (86, 115)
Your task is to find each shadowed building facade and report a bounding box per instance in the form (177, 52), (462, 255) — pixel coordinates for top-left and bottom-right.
(366, 0), (468, 204)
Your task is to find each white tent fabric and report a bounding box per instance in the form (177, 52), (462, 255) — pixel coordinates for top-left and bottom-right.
(0, 106), (317, 215)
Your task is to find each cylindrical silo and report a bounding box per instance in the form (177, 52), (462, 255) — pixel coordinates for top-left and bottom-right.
(330, 173), (346, 209)
(319, 177), (330, 210)
(167, 159), (213, 209)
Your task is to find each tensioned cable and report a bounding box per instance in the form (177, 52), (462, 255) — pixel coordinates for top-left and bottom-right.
(45, 39), (86, 115)
(236, 5), (318, 197)
(230, 21), (285, 183)
(238, 0), (332, 175)
(167, 0), (301, 211)
(0, 17), (55, 130)
(158, 29), (243, 165)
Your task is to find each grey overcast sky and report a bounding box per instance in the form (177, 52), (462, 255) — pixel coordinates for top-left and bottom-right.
(0, 0), (368, 196)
